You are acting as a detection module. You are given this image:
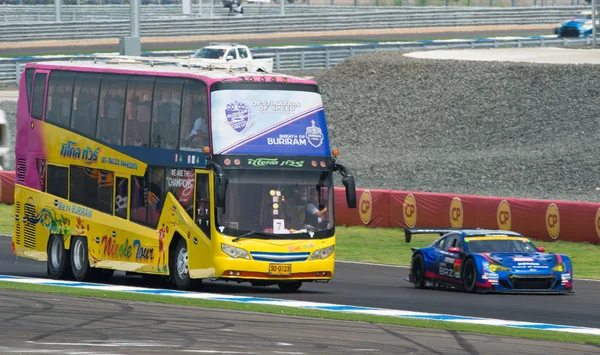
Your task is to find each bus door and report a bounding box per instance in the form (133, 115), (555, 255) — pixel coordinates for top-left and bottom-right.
(186, 171), (213, 278)
(195, 171), (211, 239)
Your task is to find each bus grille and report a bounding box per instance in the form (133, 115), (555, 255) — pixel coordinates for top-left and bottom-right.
(23, 200), (36, 249)
(16, 158), (26, 184)
(14, 201), (20, 246)
(250, 252), (310, 263)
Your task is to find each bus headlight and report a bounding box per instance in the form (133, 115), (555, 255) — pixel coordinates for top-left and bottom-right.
(221, 244), (250, 260)
(310, 245), (335, 260)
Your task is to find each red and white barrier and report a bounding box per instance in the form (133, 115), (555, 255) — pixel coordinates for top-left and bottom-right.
(334, 188), (600, 244)
(0, 170), (14, 205)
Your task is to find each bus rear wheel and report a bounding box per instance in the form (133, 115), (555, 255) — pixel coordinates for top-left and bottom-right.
(171, 238), (191, 290)
(71, 237), (91, 282)
(47, 234), (71, 280)
(277, 281), (302, 292)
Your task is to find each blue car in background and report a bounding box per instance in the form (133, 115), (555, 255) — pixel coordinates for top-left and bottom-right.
(405, 228), (574, 294)
(554, 11), (598, 38)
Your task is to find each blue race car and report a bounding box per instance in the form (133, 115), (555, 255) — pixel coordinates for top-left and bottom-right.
(554, 11), (597, 38)
(405, 228), (573, 294)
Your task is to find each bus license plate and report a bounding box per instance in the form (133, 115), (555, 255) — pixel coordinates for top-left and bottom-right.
(269, 264), (291, 275)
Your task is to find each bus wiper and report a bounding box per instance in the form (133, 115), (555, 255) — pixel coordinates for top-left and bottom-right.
(232, 230), (285, 243)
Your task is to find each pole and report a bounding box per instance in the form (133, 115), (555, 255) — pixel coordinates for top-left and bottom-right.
(280, 0), (284, 16)
(593, 0), (597, 47)
(210, 0), (214, 18)
(198, 0), (203, 17)
(131, 0), (140, 38)
(54, 0), (61, 22)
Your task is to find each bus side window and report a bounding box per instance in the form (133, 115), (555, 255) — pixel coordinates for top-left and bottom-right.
(45, 70), (75, 128)
(124, 76), (155, 147)
(71, 73), (101, 138)
(97, 74), (127, 146)
(69, 166), (114, 215)
(31, 72), (47, 120)
(151, 78), (183, 149)
(115, 177), (128, 219)
(130, 175), (148, 225)
(180, 80), (208, 152)
(195, 173), (210, 238)
(46, 164), (68, 200)
(25, 68), (35, 113)
(147, 167), (165, 227)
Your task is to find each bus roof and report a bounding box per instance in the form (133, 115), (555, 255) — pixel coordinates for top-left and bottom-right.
(25, 56), (316, 86)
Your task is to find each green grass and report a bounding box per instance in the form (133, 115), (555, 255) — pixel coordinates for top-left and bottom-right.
(0, 204), (13, 235)
(0, 280), (599, 344)
(335, 226), (600, 279)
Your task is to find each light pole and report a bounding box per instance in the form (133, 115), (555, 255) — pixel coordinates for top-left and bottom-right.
(594, 0), (598, 46)
(120, 0), (141, 56)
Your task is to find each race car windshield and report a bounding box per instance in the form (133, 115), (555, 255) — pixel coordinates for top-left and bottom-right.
(467, 239), (539, 253)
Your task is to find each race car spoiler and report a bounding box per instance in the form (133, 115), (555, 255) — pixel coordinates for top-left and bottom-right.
(404, 228), (465, 243)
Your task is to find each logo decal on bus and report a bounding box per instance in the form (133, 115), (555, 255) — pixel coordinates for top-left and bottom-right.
(226, 101), (251, 133)
(60, 141), (100, 164)
(247, 158), (305, 168)
(306, 120), (324, 148)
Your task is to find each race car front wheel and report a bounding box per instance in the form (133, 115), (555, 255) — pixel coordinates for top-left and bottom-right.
(463, 259), (477, 293)
(411, 254), (425, 289)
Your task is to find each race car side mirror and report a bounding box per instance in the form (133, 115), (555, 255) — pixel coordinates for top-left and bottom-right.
(448, 247), (460, 253)
(537, 247), (546, 252)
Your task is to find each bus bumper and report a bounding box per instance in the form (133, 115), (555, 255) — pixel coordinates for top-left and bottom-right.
(210, 256), (335, 282)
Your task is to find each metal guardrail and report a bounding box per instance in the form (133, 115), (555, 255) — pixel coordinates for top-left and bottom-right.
(0, 36), (595, 85)
(0, 6), (588, 42)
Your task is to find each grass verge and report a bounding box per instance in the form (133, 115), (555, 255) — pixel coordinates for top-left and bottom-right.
(0, 280), (598, 344)
(0, 204), (13, 235)
(335, 226), (600, 279)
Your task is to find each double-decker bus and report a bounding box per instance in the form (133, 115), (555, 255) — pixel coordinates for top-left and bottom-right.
(12, 56), (356, 292)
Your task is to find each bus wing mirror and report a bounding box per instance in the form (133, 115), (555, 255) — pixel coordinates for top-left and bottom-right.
(342, 175), (356, 208)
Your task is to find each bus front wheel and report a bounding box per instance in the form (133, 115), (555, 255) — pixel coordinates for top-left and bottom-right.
(47, 234), (71, 280)
(171, 238), (191, 290)
(277, 281), (302, 293)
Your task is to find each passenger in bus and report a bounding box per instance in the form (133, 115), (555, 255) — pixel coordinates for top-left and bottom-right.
(154, 89), (180, 149)
(47, 83), (73, 126)
(181, 89), (207, 151)
(125, 85), (153, 146)
(72, 82), (99, 137)
(187, 116), (208, 149)
(98, 85), (125, 145)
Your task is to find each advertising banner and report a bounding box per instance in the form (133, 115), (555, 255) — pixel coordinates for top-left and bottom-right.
(210, 90), (330, 157)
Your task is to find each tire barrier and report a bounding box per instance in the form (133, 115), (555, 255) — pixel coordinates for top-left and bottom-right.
(334, 188), (600, 244)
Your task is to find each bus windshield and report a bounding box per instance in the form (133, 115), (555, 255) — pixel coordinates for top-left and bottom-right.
(216, 169), (334, 240)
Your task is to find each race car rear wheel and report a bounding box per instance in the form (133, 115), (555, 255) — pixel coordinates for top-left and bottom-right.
(411, 254), (426, 289)
(463, 259), (477, 293)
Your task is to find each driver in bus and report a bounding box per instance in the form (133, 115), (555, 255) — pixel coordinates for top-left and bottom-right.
(304, 188), (328, 228)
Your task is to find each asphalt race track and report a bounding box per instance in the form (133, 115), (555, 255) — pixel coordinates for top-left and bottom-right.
(1, 237), (599, 330)
(0, 29), (546, 56)
(3, 289), (600, 355)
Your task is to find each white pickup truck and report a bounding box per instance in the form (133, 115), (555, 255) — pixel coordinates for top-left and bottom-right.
(189, 43), (274, 73)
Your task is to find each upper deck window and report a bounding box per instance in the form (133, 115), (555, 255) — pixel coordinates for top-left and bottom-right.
(71, 73), (101, 137)
(25, 68), (35, 111)
(46, 71), (75, 127)
(124, 76), (155, 147)
(180, 79), (208, 152)
(31, 72), (48, 120)
(97, 74), (127, 146)
(151, 77), (184, 149)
